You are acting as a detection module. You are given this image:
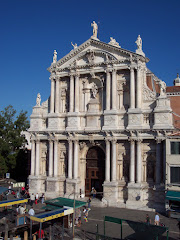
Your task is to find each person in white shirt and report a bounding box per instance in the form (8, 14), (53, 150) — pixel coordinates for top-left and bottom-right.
(154, 212), (160, 225)
(30, 193), (35, 206)
(28, 207), (35, 216)
(19, 205), (25, 215)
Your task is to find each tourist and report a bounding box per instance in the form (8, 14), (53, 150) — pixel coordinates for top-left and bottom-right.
(154, 212), (160, 226)
(19, 205), (26, 215)
(35, 193), (39, 204)
(145, 214), (151, 225)
(41, 193), (45, 204)
(92, 187), (96, 198)
(30, 193), (35, 206)
(77, 209), (82, 227)
(87, 197), (91, 209)
(28, 206), (35, 216)
(16, 190), (20, 199)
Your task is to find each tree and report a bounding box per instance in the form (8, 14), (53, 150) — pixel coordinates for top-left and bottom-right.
(0, 105), (30, 178)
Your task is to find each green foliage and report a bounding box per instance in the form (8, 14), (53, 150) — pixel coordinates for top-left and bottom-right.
(0, 105), (30, 177)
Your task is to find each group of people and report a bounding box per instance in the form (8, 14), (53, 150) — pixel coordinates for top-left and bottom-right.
(16, 204), (35, 217)
(145, 212), (161, 226)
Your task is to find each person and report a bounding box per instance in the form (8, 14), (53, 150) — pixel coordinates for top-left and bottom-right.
(8, 185), (11, 195)
(77, 209), (82, 227)
(154, 212), (160, 226)
(83, 207), (88, 222)
(145, 214), (151, 225)
(35, 193), (39, 204)
(87, 197), (91, 209)
(16, 190), (20, 199)
(28, 206), (35, 216)
(34, 229), (44, 239)
(19, 205), (26, 215)
(30, 193), (35, 206)
(92, 187), (96, 198)
(41, 193), (45, 204)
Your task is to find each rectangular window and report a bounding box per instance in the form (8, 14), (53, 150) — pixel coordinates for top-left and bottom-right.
(170, 167), (180, 184)
(171, 142), (180, 154)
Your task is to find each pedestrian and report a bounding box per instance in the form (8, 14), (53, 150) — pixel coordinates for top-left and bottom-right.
(28, 206), (35, 216)
(16, 190), (20, 199)
(30, 193), (35, 206)
(35, 193), (39, 204)
(92, 187), (96, 198)
(77, 209), (82, 227)
(19, 205), (26, 215)
(145, 214), (151, 225)
(154, 212), (160, 226)
(41, 193), (45, 204)
(87, 197), (91, 209)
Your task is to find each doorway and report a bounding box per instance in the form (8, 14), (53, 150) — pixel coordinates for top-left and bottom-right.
(85, 146), (105, 198)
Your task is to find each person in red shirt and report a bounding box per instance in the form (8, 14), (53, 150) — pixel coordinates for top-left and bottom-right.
(34, 229), (44, 239)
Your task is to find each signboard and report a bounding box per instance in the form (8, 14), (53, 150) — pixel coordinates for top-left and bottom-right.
(13, 182), (25, 188)
(6, 173), (10, 179)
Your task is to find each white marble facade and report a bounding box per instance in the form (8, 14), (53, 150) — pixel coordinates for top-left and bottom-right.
(28, 23), (174, 211)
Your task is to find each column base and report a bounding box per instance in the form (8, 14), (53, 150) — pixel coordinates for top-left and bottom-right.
(29, 175), (46, 194)
(65, 178), (81, 199)
(103, 181), (118, 206)
(45, 176), (65, 199)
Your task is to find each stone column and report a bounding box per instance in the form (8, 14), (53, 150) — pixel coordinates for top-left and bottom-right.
(68, 140), (73, 179)
(54, 140), (58, 177)
(106, 70), (111, 110)
(130, 67), (135, 109)
(50, 79), (55, 113)
(35, 140), (40, 176)
(111, 140), (117, 181)
(31, 140), (35, 176)
(49, 140), (53, 177)
(130, 140), (135, 183)
(69, 74), (74, 112)
(136, 139), (142, 183)
(136, 66), (141, 109)
(119, 90), (123, 109)
(74, 140), (79, 179)
(112, 69), (117, 110)
(105, 140), (110, 182)
(156, 140), (161, 185)
(75, 74), (80, 112)
(55, 78), (60, 113)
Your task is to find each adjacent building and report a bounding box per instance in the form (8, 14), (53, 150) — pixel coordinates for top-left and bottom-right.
(28, 22), (175, 210)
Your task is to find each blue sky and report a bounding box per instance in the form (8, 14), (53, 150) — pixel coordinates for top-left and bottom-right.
(0, 0), (180, 118)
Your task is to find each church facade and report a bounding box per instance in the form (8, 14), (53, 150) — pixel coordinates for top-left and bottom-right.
(28, 22), (174, 210)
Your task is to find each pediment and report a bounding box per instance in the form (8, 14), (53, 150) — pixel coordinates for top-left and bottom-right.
(48, 38), (148, 73)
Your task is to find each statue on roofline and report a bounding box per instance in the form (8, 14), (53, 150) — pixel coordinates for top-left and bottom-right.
(53, 50), (57, 63)
(91, 21), (98, 39)
(71, 42), (78, 49)
(36, 93), (41, 106)
(135, 35), (142, 50)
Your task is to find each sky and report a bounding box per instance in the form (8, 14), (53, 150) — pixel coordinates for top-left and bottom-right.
(0, 0), (180, 118)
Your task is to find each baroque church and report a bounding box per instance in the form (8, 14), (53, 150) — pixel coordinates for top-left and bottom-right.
(29, 22), (174, 210)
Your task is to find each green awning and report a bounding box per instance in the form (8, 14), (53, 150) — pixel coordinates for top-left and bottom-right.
(45, 197), (86, 209)
(166, 191), (180, 202)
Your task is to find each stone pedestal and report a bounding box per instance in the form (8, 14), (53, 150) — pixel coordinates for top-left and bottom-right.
(29, 175), (46, 194)
(127, 109), (143, 130)
(85, 98), (101, 130)
(66, 113), (80, 130)
(126, 183), (144, 209)
(29, 106), (43, 131)
(102, 110), (118, 130)
(153, 96), (173, 129)
(103, 181), (118, 206)
(46, 177), (65, 198)
(65, 178), (81, 199)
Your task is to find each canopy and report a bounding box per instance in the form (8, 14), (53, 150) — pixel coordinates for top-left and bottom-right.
(0, 198), (28, 207)
(166, 191), (180, 202)
(30, 207), (73, 223)
(0, 186), (8, 194)
(45, 197), (86, 209)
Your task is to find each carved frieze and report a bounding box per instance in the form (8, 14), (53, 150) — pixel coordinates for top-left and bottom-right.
(128, 114), (141, 125)
(104, 115), (116, 126)
(143, 85), (156, 101)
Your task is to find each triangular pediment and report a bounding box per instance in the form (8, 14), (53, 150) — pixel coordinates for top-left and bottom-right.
(48, 38), (149, 73)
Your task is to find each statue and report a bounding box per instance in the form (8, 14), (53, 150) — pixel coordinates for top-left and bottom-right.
(159, 80), (166, 96)
(36, 93), (41, 106)
(53, 50), (57, 63)
(91, 82), (98, 98)
(91, 21), (98, 38)
(109, 37), (120, 47)
(135, 35), (142, 50)
(71, 42), (78, 49)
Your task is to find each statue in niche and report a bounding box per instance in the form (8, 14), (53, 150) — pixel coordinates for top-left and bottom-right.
(86, 51), (95, 64)
(91, 21), (98, 38)
(91, 82), (98, 98)
(159, 80), (166, 96)
(71, 42), (78, 49)
(36, 93), (41, 106)
(53, 50), (57, 63)
(135, 35), (142, 50)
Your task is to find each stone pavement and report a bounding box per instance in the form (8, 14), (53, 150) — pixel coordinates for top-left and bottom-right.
(27, 200), (180, 239)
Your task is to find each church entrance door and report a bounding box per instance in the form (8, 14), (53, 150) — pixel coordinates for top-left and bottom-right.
(85, 146), (105, 198)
